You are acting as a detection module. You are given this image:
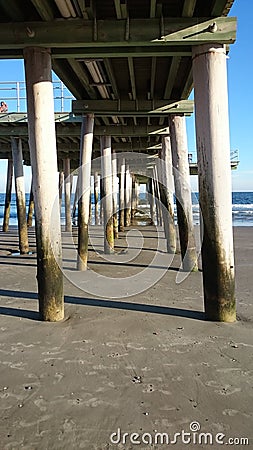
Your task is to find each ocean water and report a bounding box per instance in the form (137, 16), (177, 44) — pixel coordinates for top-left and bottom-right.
(0, 192), (253, 227)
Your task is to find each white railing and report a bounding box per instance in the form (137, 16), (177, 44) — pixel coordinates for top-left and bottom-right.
(230, 149), (239, 161)
(0, 80), (75, 112)
(189, 150), (239, 165)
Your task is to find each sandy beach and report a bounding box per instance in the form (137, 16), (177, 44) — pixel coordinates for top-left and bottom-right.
(0, 225), (252, 449)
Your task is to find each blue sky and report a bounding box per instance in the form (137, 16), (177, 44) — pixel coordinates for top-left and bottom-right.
(0, 0), (252, 192)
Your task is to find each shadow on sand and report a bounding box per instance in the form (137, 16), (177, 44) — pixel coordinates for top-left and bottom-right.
(0, 288), (205, 322)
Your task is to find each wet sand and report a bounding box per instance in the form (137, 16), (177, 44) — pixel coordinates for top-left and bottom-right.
(0, 226), (252, 449)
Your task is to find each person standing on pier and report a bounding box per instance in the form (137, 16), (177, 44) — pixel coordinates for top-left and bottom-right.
(0, 101), (8, 112)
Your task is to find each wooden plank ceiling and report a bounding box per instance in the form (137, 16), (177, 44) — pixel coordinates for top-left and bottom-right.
(0, 0), (235, 163)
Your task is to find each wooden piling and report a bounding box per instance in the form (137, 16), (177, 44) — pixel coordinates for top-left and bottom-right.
(58, 170), (64, 214)
(148, 178), (155, 225)
(100, 173), (104, 223)
(94, 171), (99, 225)
(125, 166), (131, 227)
(192, 44), (236, 322)
(112, 151), (119, 238)
(63, 158), (72, 232)
(101, 136), (114, 254)
(119, 158), (125, 232)
(169, 115), (198, 272)
(89, 190), (92, 225)
(2, 158), (13, 232)
(153, 166), (163, 226)
(77, 114), (94, 270)
(158, 137), (176, 253)
(135, 181), (139, 211)
(72, 174), (79, 224)
(24, 47), (63, 321)
(27, 179), (34, 227)
(11, 138), (29, 254)
(131, 175), (137, 223)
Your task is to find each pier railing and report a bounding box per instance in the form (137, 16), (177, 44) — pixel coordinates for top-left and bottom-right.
(0, 81), (240, 168)
(189, 150), (239, 167)
(0, 80), (75, 112)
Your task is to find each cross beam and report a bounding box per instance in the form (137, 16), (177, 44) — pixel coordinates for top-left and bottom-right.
(0, 17), (236, 55)
(0, 46), (193, 59)
(0, 141), (162, 153)
(0, 122), (172, 137)
(72, 99), (194, 116)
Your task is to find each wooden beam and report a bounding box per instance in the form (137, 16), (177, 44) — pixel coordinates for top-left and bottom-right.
(72, 99), (194, 115)
(104, 58), (120, 98)
(156, 3), (163, 18)
(164, 56), (181, 99)
(52, 60), (82, 100)
(0, 17), (237, 50)
(121, 2), (128, 19)
(181, 0), (196, 114)
(128, 57), (136, 100)
(56, 46), (192, 58)
(77, 0), (93, 19)
(16, 144), (157, 155)
(30, 0), (55, 20)
(67, 59), (97, 99)
(0, 46), (192, 59)
(182, 0), (197, 18)
(150, 0), (157, 18)
(165, 0), (197, 107)
(114, 0), (122, 19)
(0, 122), (173, 136)
(181, 68), (193, 99)
(150, 57), (156, 100)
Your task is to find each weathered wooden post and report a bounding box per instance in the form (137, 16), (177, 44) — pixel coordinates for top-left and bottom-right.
(89, 190), (92, 225)
(153, 166), (163, 226)
(112, 151), (119, 238)
(11, 138), (29, 254)
(119, 158), (125, 232)
(101, 136), (114, 253)
(58, 170), (64, 214)
(77, 114), (94, 270)
(169, 115), (198, 272)
(125, 165), (131, 227)
(158, 137), (176, 253)
(131, 175), (137, 223)
(72, 174), (79, 224)
(2, 158), (13, 232)
(94, 171), (99, 225)
(147, 178), (155, 225)
(192, 44), (235, 322)
(24, 47), (63, 321)
(135, 180), (139, 211)
(100, 173), (104, 223)
(63, 158), (72, 232)
(27, 179), (34, 227)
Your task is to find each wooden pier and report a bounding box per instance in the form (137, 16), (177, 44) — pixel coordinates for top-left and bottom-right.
(0, 0), (238, 324)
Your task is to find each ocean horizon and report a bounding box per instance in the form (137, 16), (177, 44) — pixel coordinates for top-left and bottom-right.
(0, 191), (253, 227)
